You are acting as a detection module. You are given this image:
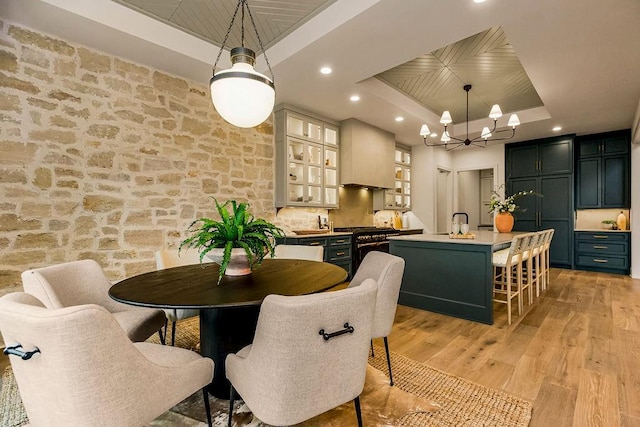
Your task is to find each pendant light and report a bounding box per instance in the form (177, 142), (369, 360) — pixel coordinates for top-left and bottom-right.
(420, 84), (520, 150)
(210, 0), (275, 128)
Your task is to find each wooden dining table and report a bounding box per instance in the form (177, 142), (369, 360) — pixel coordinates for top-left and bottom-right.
(109, 258), (348, 398)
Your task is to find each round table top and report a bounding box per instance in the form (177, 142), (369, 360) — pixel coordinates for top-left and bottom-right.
(109, 259), (348, 309)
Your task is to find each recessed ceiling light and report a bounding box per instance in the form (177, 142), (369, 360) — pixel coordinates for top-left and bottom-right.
(395, 116), (404, 122)
(552, 126), (562, 132)
(473, 0), (487, 3)
(320, 66), (332, 75)
(350, 95), (360, 102)
(430, 132), (438, 138)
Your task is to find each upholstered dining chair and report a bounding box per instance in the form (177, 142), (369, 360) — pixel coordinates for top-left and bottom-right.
(155, 249), (201, 346)
(274, 244), (324, 261)
(347, 251), (405, 386)
(226, 279), (378, 427)
(0, 292), (214, 427)
(21, 259), (166, 343)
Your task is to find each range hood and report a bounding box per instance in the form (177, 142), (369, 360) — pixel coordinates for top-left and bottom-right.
(340, 118), (395, 189)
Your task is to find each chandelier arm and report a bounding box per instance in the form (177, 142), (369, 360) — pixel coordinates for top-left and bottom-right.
(443, 126), (466, 143)
(483, 128), (517, 142)
(212, 0), (243, 74)
(245, 0), (275, 83)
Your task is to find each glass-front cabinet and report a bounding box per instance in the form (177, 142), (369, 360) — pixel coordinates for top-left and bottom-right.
(275, 107), (340, 208)
(374, 145), (411, 210)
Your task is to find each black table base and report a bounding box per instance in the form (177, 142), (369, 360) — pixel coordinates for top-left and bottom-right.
(200, 306), (260, 399)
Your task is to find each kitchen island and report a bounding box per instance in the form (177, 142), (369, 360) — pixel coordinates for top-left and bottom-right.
(389, 231), (523, 324)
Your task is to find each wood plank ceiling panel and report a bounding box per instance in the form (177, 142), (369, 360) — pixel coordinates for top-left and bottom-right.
(113, 0), (337, 51)
(376, 26), (543, 123)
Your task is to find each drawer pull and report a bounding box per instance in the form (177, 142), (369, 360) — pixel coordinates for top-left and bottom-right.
(335, 251), (345, 256)
(308, 242), (322, 246)
(592, 245), (608, 249)
(335, 239), (347, 244)
(593, 259), (609, 263)
(592, 235), (609, 239)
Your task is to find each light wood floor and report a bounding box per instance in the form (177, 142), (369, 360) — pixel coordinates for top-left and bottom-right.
(382, 268), (640, 427)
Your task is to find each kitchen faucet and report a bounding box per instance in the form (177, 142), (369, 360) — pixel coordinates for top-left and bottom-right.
(452, 212), (469, 224)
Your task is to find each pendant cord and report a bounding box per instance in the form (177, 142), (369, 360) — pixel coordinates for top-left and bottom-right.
(210, 0), (275, 85)
(241, 0), (245, 47)
(465, 88), (469, 139)
(245, 0), (275, 84)
(212, 0), (242, 74)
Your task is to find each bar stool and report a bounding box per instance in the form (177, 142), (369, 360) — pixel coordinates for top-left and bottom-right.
(493, 233), (533, 325)
(540, 229), (555, 293)
(523, 231), (543, 302)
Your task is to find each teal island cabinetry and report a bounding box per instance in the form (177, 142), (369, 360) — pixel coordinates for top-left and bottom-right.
(389, 231), (522, 324)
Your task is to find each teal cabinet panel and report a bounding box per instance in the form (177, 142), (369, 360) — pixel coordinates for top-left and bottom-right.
(576, 158), (600, 208)
(506, 135), (574, 269)
(575, 129), (630, 209)
(276, 234), (353, 278)
(574, 231), (630, 275)
(602, 155), (628, 207)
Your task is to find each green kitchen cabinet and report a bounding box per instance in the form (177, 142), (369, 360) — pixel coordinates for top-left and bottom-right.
(506, 135), (575, 269)
(506, 135), (573, 179)
(276, 234), (352, 278)
(575, 130), (630, 209)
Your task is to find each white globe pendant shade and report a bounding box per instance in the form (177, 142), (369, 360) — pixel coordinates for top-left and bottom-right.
(210, 47), (275, 128)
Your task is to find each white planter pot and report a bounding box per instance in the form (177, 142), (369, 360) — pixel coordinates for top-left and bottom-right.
(205, 248), (251, 276)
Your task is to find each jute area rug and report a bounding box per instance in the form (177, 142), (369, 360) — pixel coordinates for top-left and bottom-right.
(1, 317), (532, 426)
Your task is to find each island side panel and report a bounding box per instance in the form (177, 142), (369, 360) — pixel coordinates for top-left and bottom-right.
(391, 239), (494, 324)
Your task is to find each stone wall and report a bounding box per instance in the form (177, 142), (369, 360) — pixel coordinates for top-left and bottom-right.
(0, 20), (279, 292)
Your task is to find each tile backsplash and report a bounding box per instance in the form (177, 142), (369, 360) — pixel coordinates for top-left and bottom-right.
(575, 208), (631, 230)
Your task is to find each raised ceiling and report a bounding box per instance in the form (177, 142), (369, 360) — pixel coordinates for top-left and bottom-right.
(376, 27), (543, 123)
(113, 0), (337, 51)
(3, 0), (640, 146)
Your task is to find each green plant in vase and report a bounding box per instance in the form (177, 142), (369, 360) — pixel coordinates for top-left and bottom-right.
(180, 198), (284, 284)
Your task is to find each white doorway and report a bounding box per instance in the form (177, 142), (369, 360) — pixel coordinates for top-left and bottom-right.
(435, 167), (453, 233)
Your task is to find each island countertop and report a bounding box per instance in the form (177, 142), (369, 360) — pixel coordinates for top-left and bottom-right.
(389, 230), (523, 247)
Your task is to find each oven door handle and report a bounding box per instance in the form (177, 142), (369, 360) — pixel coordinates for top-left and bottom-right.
(357, 241), (388, 248)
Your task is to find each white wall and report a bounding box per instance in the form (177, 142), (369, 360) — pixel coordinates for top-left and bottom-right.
(411, 145), (453, 233)
(412, 144), (504, 233)
(632, 143), (639, 278)
(457, 170), (480, 229)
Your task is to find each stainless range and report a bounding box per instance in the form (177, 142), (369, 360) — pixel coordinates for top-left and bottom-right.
(333, 227), (400, 273)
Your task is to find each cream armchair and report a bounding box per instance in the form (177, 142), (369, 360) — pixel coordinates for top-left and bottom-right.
(0, 292), (214, 427)
(155, 249), (202, 346)
(21, 259), (166, 343)
(226, 279), (378, 427)
(348, 251), (405, 386)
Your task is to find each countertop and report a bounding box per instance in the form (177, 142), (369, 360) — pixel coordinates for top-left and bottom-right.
(389, 231), (524, 246)
(282, 231), (353, 238)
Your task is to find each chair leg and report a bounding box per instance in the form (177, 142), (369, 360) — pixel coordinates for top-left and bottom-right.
(202, 388), (212, 427)
(228, 385), (236, 427)
(383, 336), (394, 386)
(157, 329), (165, 345)
(370, 340), (374, 357)
(171, 320), (177, 346)
(354, 396), (363, 427)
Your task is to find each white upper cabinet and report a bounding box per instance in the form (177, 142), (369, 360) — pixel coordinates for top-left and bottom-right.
(275, 107), (340, 208)
(374, 145), (411, 210)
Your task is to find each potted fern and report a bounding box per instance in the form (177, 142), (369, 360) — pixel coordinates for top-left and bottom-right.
(180, 198), (284, 284)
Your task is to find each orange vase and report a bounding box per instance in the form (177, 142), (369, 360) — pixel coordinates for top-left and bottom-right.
(495, 212), (514, 233)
